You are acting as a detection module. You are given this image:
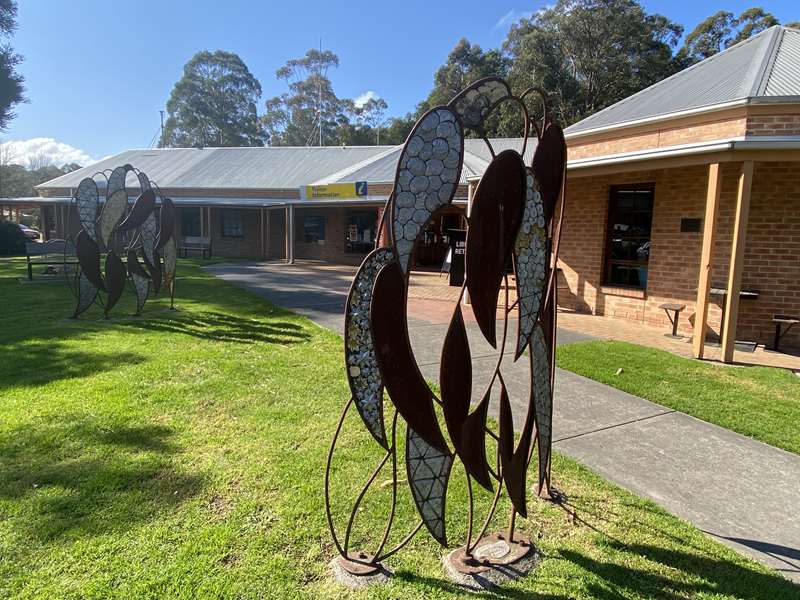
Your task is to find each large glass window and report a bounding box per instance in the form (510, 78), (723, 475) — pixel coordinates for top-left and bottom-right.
(303, 215), (326, 243)
(345, 210), (376, 253)
(221, 209), (244, 238)
(604, 185), (654, 288)
(181, 207), (201, 237)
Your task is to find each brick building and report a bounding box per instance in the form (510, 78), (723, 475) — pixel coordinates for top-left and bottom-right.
(551, 25), (800, 358)
(11, 25), (799, 357)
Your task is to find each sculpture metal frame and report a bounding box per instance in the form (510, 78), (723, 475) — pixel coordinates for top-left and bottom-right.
(67, 165), (178, 318)
(325, 77), (567, 583)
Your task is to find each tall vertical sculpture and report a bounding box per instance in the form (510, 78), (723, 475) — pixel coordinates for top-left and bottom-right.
(68, 165), (177, 318)
(325, 78), (567, 585)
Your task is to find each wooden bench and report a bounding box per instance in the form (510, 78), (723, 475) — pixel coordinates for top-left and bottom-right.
(26, 239), (77, 281)
(772, 315), (799, 352)
(659, 303), (686, 337)
(178, 236), (211, 259)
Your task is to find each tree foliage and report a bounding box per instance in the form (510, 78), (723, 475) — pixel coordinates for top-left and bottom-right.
(677, 7), (780, 65)
(504, 0), (682, 127)
(0, 157), (80, 199)
(0, 0), (24, 131)
(160, 50), (264, 148)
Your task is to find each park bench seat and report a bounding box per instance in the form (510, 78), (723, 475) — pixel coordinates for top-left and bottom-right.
(179, 236), (211, 259)
(26, 239), (77, 281)
(772, 315), (799, 352)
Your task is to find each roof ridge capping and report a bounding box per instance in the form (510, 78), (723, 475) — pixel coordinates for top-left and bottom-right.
(565, 25), (798, 137)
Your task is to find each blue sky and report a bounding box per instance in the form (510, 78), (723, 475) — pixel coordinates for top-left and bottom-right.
(3, 0), (797, 165)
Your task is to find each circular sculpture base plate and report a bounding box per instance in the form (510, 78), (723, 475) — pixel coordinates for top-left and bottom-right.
(337, 551), (380, 576)
(448, 533), (534, 574)
(329, 552), (390, 589)
(443, 533), (539, 592)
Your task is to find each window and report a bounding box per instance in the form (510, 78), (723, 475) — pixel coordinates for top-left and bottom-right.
(303, 215), (326, 243)
(181, 208), (201, 237)
(345, 210), (376, 253)
(604, 185), (654, 289)
(221, 209), (244, 238)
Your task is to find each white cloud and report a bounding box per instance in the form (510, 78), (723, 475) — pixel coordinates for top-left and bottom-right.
(354, 90), (380, 108)
(493, 9), (533, 32)
(0, 137), (96, 169)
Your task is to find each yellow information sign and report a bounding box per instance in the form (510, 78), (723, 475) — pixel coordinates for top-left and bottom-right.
(302, 181), (369, 200)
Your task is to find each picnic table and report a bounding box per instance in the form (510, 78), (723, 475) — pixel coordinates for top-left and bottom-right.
(708, 285), (759, 344)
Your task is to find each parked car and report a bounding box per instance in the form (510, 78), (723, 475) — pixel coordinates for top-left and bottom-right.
(18, 224), (41, 240)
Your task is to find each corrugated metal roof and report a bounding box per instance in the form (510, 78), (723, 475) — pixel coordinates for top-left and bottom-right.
(566, 26), (800, 136)
(314, 138), (536, 185)
(37, 145), (396, 192)
(763, 27), (800, 96)
(37, 138), (538, 193)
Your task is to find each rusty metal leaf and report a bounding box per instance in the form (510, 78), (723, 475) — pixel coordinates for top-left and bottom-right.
(104, 250), (127, 314)
(156, 198), (176, 251)
(163, 236), (177, 287)
(371, 260), (450, 454)
(72, 272), (98, 318)
(448, 77), (511, 132)
(406, 427), (454, 546)
(532, 124), (566, 223)
(117, 189), (156, 232)
(466, 149), (526, 347)
(75, 178), (99, 240)
(344, 247), (394, 448)
(107, 165), (130, 198)
(441, 304), (471, 447)
(459, 390), (493, 491)
(531, 323), (552, 494)
(513, 169), (548, 359)
(391, 106), (463, 274)
(75, 229), (105, 292)
(498, 375), (534, 518)
(98, 189), (128, 249)
(440, 304), (494, 491)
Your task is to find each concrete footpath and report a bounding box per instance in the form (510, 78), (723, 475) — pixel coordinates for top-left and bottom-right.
(206, 261), (800, 583)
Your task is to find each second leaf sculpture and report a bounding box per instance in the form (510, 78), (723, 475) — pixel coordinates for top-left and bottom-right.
(325, 77), (567, 579)
(68, 164), (177, 318)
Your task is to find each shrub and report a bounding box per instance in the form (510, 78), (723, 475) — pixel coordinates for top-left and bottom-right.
(0, 220), (27, 256)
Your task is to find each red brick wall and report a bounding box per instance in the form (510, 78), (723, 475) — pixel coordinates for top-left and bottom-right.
(746, 114), (800, 136)
(559, 161), (800, 349)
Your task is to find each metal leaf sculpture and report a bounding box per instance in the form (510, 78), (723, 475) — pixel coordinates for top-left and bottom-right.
(65, 166), (177, 318)
(326, 78), (568, 580)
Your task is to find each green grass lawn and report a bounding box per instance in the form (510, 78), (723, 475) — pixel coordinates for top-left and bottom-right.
(1, 257), (797, 599)
(556, 340), (800, 455)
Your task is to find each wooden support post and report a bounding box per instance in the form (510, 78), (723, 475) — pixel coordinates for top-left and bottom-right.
(199, 205), (205, 238)
(259, 207), (265, 259)
(721, 161), (754, 363)
(693, 163), (722, 359)
(286, 204), (295, 264)
(265, 209), (271, 259)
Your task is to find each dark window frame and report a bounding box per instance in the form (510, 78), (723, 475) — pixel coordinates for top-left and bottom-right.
(603, 184), (655, 290)
(181, 207), (201, 237)
(344, 209), (377, 253)
(302, 214), (326, 243)
(220, 208), (244, 238)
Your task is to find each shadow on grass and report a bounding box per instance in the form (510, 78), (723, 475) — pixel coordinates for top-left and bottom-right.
(393, 570), (572, 599)
(0, 418), (204, 542)
(0, 341), (146, 391)
(563, 542), (799, 599)
(116, 310), (310, 345)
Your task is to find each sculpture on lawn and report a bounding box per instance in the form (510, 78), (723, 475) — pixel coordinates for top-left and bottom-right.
(325, 77), (567, 583)
(68, 164), (177, 318)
